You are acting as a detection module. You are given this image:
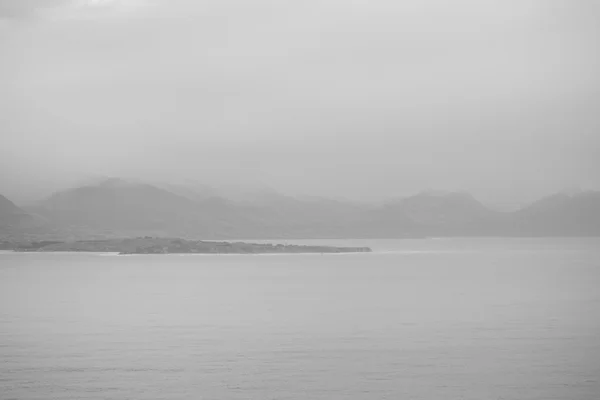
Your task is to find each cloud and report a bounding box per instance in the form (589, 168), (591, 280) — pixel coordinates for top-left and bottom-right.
(0, 0), (70, 18)
(0, 0), (148, 19)
(73, 0), (149, 12)
(1, 0), (599, 202)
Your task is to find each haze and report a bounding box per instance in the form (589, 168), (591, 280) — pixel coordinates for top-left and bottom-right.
(1, 0), (599, 206)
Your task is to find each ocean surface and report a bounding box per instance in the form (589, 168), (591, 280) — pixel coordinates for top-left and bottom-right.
(1, 238), (599, 400)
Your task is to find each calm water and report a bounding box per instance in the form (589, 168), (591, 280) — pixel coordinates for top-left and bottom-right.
(1, 238), (599, 400)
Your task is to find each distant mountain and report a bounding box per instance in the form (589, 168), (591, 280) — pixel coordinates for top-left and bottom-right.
(153, 181), (289, 205)
(153, 181), (218, 203)
(201, 184), (286, 205)
(370, 191), (502, 236)
(0, 193), (24, 215)
(22, 179), (372, 238)
(388, 191), (496, 223)
(237, 194), (372, 238)
(10, 179), (600, 239)
(0, 194), (46, 232)
(26, 178), (255, 237)
(371, 190), (600, 237)
(511, 191), (600, 236)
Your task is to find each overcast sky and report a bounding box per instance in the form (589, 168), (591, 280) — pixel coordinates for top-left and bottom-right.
(1, 0), (599, 205)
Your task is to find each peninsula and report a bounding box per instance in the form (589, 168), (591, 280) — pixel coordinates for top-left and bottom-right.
(7, 237), (372, 254)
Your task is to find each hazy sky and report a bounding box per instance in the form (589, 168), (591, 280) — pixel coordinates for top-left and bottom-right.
(1, 0), (599, 204)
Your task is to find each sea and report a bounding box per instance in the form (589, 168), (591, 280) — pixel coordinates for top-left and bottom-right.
(1, 238), (599, 400)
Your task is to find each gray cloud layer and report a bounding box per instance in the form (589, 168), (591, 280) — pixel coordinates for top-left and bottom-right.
(0, 0), (70, 18)
(1, 0), (599, 205)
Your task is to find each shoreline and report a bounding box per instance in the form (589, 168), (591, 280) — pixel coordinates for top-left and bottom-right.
(1, 251), (374, 256)
(5, 237), (372, 255)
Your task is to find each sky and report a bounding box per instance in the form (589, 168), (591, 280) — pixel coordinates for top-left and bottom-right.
(1, 0), (599, 206)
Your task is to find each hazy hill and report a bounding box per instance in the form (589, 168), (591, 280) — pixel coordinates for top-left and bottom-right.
(26, 178), (255, 237)
(511, 191), (600, 236)
(0, 194), (29, 227)
(153, 181), (218, 203)
(237, 194), (373, 238)
(154, 180), (285, 205)
(383, 191), (495, 222)
(21, 179), (375, 238)
(0, 194), (46, 232)
(10, 179), (600, 239)
(399, 191), (497, 224)
(366, 191), (502, 236)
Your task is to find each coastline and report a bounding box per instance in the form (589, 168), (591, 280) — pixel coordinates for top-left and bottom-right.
(5, 237), (372, 255)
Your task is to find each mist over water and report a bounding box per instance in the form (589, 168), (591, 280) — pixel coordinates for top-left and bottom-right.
(2, 238), (599, 399)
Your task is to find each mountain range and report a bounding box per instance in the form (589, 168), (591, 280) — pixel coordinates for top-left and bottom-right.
(1, 178), (599, 239)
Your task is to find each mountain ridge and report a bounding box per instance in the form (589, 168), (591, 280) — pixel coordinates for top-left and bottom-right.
(3, 179), (599, 239)
(0, 194), (47, 230)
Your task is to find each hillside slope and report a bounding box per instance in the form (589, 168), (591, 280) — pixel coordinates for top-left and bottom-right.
(0, 194), (47, 233)
(15, 179), (600, 238)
